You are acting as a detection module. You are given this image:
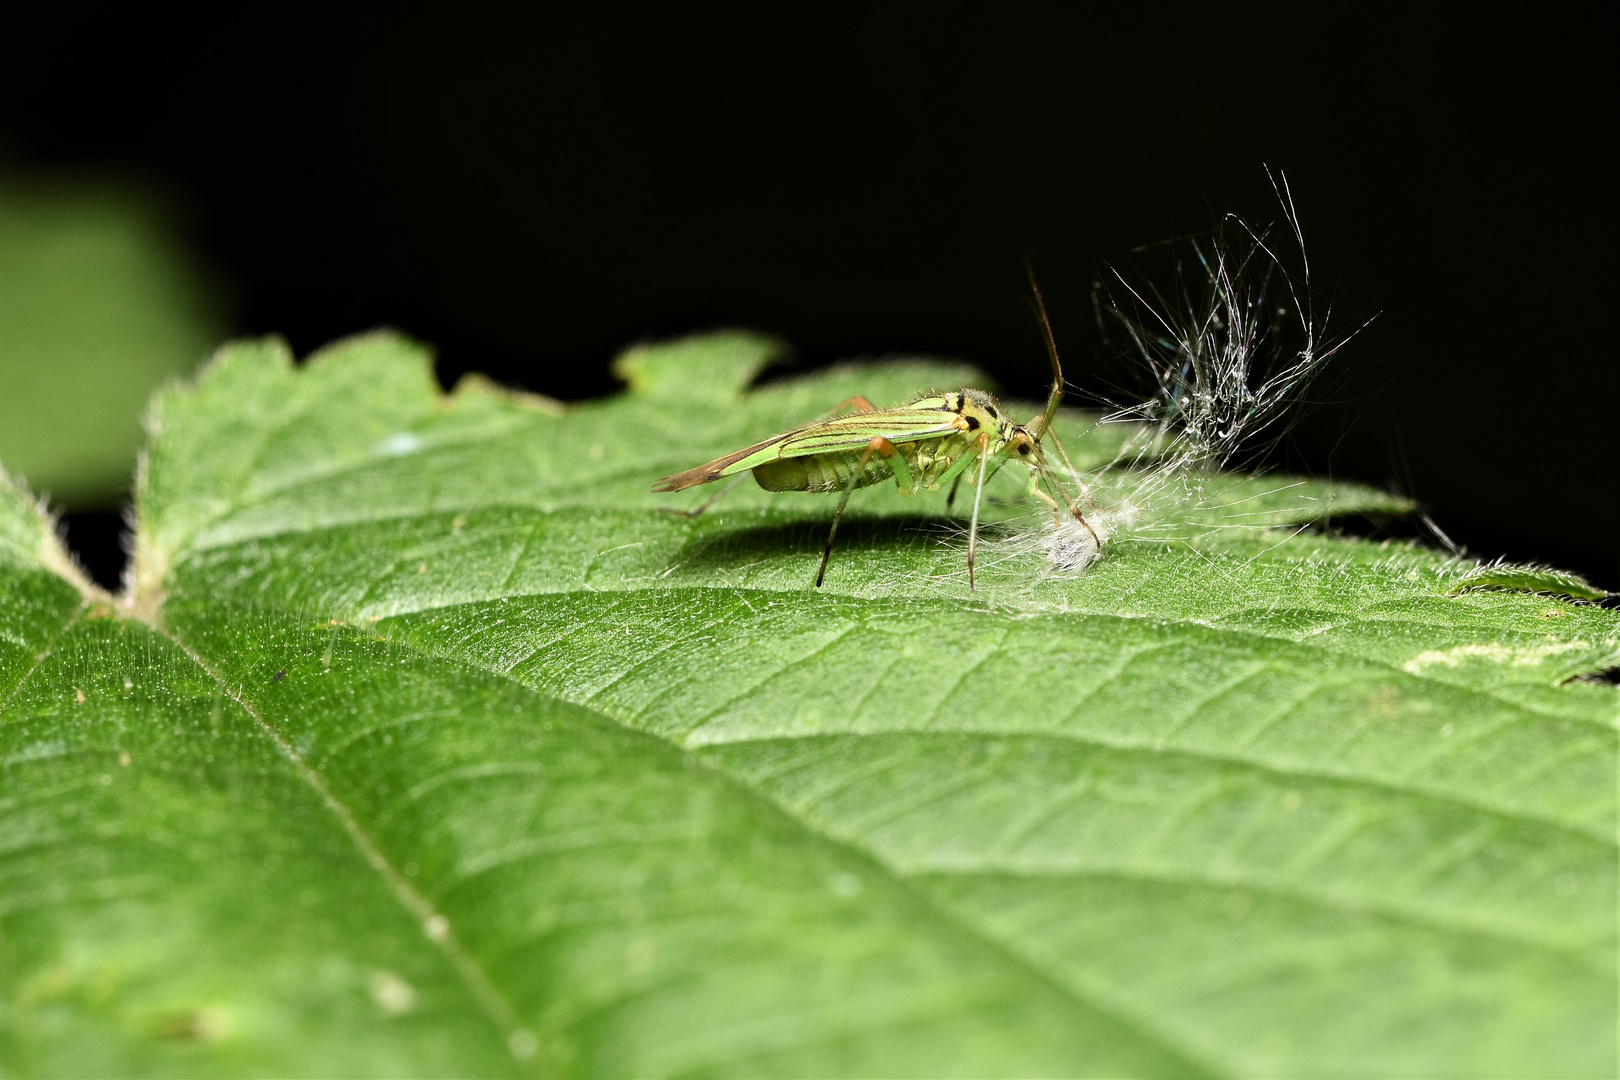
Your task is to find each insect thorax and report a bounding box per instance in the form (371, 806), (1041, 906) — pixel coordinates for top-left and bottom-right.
(946, 389), (1027, 448)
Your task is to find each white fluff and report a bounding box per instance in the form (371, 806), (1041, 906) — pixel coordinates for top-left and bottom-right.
(1022, 171), (1363, 576)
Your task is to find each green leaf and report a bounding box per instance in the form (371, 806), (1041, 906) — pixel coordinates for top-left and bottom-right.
(1452, 561), (1610, 602)
(0, 170), (226, 503)
(2, 331), (1614, 1077)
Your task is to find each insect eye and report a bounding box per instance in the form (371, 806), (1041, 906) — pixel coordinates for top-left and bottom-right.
(1017, 443), (1031, 455)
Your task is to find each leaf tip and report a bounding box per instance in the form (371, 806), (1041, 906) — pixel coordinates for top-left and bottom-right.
(450, 371), (566, 415)
(611, 329), (787, 400)
(1449, 558), (1608, 602)
(0, 464), (109, 606)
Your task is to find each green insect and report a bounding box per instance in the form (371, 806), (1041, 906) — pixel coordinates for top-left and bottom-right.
(654, 273), (1097, 588)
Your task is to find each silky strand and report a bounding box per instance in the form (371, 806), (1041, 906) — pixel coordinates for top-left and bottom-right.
(1012, 173), (1363, 576)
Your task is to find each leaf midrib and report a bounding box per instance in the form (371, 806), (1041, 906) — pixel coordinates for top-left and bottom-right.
(144, 615), (537, 1073)
(127, 442), (1614, 1075)
(343, 593), (1615, 952)
(231, 590), (1608, 1075)
(150, 601), (1221, 1078)
(281, 588), (1610, 954)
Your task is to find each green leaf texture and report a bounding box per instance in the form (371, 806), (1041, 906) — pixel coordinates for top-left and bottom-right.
(2, 331), (1615, 1077)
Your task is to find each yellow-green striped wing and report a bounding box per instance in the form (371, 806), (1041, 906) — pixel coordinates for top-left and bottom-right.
(653, 404), (964, 491)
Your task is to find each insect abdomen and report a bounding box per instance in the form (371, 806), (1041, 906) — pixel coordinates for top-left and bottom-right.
(753, 452), (894, 493)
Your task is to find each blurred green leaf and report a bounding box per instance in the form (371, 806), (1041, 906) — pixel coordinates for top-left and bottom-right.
(1, 331), (1614, 1077)
(0, 170), (226, 502)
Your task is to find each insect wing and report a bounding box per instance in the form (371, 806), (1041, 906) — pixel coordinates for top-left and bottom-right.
(774, 407), (964, 457)
(652, 432), (798, 491)
(653, 406), (964, 492)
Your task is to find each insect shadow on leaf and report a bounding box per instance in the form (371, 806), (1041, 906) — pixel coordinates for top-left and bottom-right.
(669, 515), (956, 582)
(653, 264), (1095, 591)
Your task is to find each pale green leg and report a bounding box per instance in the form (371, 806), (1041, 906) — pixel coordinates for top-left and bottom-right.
(948, 454), (1005, 512)
(936, 442), (980, 488)
(1029, 458), (1102, 548)
(980, 455), (1009, 488)
(888, 447), (915, 495)
(966, 434), (991, 590)
(816, 437), (895, 588)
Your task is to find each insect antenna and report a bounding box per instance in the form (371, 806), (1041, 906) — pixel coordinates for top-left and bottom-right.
(1025, 259), (1097, 545)
(1024, 258), (1066, 442)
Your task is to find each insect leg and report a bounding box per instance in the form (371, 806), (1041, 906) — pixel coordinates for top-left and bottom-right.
(1022, 464), (1064, 523)
(1042, 422), (1086, 493)
(815, 436), (896, 588)
(1021, 269), (1101, 551)
(1033, 459), (1101, 548)
(823, 395), (879, 418)
(659, 473), (748, 518)
(979, 455), (1009, 487)
(887, 443), (915, 495)
(950, 454), (1006, 513)
(966, 431), (991, 590)
(1028, 483), (1067, 526)
(935, 440), (981, 488)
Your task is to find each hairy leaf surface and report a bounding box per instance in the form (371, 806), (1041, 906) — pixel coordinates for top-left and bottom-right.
(1, 331), (1614, 1077)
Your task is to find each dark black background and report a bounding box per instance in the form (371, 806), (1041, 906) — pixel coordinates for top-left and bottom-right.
(5, 5), (1614, 589)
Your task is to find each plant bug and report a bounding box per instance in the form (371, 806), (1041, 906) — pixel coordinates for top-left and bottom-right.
(654, 267), (1098, 588)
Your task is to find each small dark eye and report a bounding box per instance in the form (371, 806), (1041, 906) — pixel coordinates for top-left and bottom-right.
(964, 415), (980, 431)
(1017, 443), (1030, 455)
